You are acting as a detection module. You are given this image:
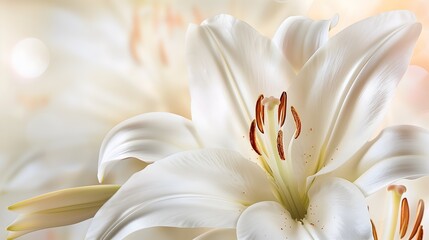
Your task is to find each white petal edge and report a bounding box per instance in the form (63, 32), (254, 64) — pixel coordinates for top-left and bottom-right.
(9, 185), (119, 213)
(320, 125), (429, 196)
(273, 15), (338, 72)
(98, 112), (202, 182)
(193, 228), (236, 240)
(87, 149), (277, 240)
(124, 227), (210, 240)
(353, 126), (429, 195)
(187, 14), (294, 158)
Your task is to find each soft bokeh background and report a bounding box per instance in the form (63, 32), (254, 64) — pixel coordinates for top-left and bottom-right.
(0, 0), (428, 239)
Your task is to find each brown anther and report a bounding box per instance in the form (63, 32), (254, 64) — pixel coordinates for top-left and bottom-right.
(371, 219), (378, 240)
(416, 225), (423, 240)
(255, 95), (265, 133)
(291, 106), (301, 139)
(278, 92), (287, 127)
(249, 120), (262, 156)
(400, 198), (409, 238)
(409, 200), (425, 239)
(277, 130), (285, 160)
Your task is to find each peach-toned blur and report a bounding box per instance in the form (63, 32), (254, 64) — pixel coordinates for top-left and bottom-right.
(309, 0), (429, 71)
(310, 2), (429, 236)
(0, 0), (311, 239)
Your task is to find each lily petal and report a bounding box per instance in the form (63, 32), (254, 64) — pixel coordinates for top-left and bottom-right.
(7, 230), (31, 240)
(8, 208), (96, 240)
(337, 125), (429, 196)
(124, 227), (210, 240)
(98, 112), (202, 182)
(8, 185), (119, 213)
(283, 11), (421, 192)
(305, 178), (371, 239)
(187, 14), (294, 157)
(194, 229), (236, 240)
(273, 15), (338, 72)
(236, 201), (311, 239)
(86, 149), (276, 240)
(7, 185), (119, 239)
(236, 178), (371, 240)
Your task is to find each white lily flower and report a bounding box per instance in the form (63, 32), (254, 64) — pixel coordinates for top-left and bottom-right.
(3, 1), (311, 239)
(85, 11), (429, 239)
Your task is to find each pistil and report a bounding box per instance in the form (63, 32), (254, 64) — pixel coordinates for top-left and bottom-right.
(383, 185), (406, 240)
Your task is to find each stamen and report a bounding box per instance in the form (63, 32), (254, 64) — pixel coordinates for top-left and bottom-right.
(277, 130), (285, 160)
(249, 120), (262, 156)
(400, 198), (409, 238)
(409, 200), (425, 239)
(371, 219), (378, 240)
(255, 95), (265, 133)
(278, 92), (287, 127)
(416, 225), (423, 240)
(291, 106), (301, 139)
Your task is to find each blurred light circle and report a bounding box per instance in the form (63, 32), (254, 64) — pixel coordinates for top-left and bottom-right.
(10, 38), (50, 79)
